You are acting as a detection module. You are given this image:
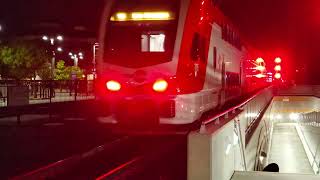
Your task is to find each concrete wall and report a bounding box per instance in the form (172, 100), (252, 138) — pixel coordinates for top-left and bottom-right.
(188, 88), (273, 180)
(297, 124), (320, 174)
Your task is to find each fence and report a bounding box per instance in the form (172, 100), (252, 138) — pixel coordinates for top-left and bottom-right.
(0, 80), (95, 107)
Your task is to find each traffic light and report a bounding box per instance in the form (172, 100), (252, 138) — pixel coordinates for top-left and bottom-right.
(274, 73), (281, 79)
(274, 65), (281, 71)
(274, 57), (282, 80)
(256, 57), (264, 64)
(275, 57), (282, 64)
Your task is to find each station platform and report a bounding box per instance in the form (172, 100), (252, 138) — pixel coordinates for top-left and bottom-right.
(231, 171), (319, 180)
(268, 123), (313, 174)
(6, 86), (320, 180)
(230, 95), (320, 180)
(266, 96), (320, 175)
(188, 86), (320, 180)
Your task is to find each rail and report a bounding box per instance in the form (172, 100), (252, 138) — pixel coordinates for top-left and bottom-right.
(12, 137), (129, 180)
(0, 80), (95, 108)
(201, 86), (273, 129)
(95, 139), (186, 180)
(277, 85), (320, 97)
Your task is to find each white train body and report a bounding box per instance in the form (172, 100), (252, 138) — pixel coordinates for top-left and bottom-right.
(97, 0), (258, 125)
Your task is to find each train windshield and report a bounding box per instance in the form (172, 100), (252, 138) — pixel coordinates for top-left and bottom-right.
(104, 0), (180, 68)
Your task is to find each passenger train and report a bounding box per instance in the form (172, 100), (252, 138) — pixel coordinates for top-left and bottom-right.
(96, 0), (266, 125)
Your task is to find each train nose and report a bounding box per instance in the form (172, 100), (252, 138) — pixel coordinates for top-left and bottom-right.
(132, 70), (147, 83)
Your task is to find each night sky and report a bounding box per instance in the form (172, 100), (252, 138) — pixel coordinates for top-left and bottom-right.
(1, 0), (320, 83)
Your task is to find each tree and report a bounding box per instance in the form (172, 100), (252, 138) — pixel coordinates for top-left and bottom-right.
(66, 66), (84, 80)
(54, 60), (70, 80)
(0, 41), (50, 80)
(37, 62), (52, 80)
(54, 60), (84, 80)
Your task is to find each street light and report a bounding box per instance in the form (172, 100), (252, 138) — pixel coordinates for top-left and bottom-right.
(69, 51), (84, 67)
(42, 35), (63, 79)
(93, 43), (99, 79)
(57, 47), (63, 52)
(42, 36), (48, 41)
(56, 35), (63, 41)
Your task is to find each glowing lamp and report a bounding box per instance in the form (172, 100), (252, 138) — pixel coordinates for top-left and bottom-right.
(106, 80), (121, 92)
(255, 74), (266, 78)
(274, 73), (281, 79)
(256, 66), (266, 71)
(153, 79), (168, 92)
(274, 65), (281, 71)
(132, 12), (171, 20)
(111, 11), (173, 21)
(256, 58), (264, 63)
(275, 57), (282, 64)
(116, 12), (127, 21)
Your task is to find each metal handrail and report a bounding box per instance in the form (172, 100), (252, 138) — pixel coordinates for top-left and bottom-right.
(202, 86), (272, 126)
(312, 141), (320, 172)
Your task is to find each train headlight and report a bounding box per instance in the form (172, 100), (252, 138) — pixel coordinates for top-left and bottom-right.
(106, 80), (121, 92)
(153, 79), (168, 92)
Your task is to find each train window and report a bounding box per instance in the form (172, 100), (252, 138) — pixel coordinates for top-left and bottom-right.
(213, 47), (217, 69)
(222, 24), (226, 40)
(211, 0), (219, 6)
(191, 33), (206, 62)
(104, 0), (180, 68)
(191, 33), (200, 61)
(226, 73), (240, 86)
(141, 32), (166, 52)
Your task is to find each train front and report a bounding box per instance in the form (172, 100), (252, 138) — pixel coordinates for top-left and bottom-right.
(97, 0), (189, 126)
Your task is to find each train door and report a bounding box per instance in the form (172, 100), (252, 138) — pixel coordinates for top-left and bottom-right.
(191, 32), (207, 89)
(218, 60), (226, 107)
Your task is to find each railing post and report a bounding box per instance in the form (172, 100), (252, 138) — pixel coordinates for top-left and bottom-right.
(199, 124), (207, 134)
(93, 79), (97, 100)
(17, 113), (21, 125)
(49, 80), (52, 104)
(215, 117), (220, 124)
(69, 80), (73, 96)
(74, 80), (78, 101)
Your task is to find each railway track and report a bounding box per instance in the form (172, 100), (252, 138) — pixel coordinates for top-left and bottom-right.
(14, 135), (187, 180)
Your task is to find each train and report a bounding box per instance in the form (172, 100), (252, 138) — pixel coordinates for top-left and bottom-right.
(96, 0), (267, 125)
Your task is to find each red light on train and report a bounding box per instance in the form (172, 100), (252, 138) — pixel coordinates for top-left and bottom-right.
(275, 57), (282, 64)
(274, 73), (281, 79)
(106, 80), (121, 91)
(153, 79), (168, 92)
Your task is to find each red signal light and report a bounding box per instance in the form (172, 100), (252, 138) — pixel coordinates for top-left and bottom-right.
(275, 57), (282, 64)
(153, 79), (168, 92)
(106, 80), (121, 91)
(274, 65), (281, 71)
(256, 58), (264, 63)
(255, 74), (266, 78)
(256, 65), (266, 71)
(274, 73), (281, 79)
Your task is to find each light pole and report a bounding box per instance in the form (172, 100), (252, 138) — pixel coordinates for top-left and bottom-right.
(0, 24), (3, 44)
(93, 43), (99, 79)
(69, 52), (84, 67)
(42, 35), (63, 79)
